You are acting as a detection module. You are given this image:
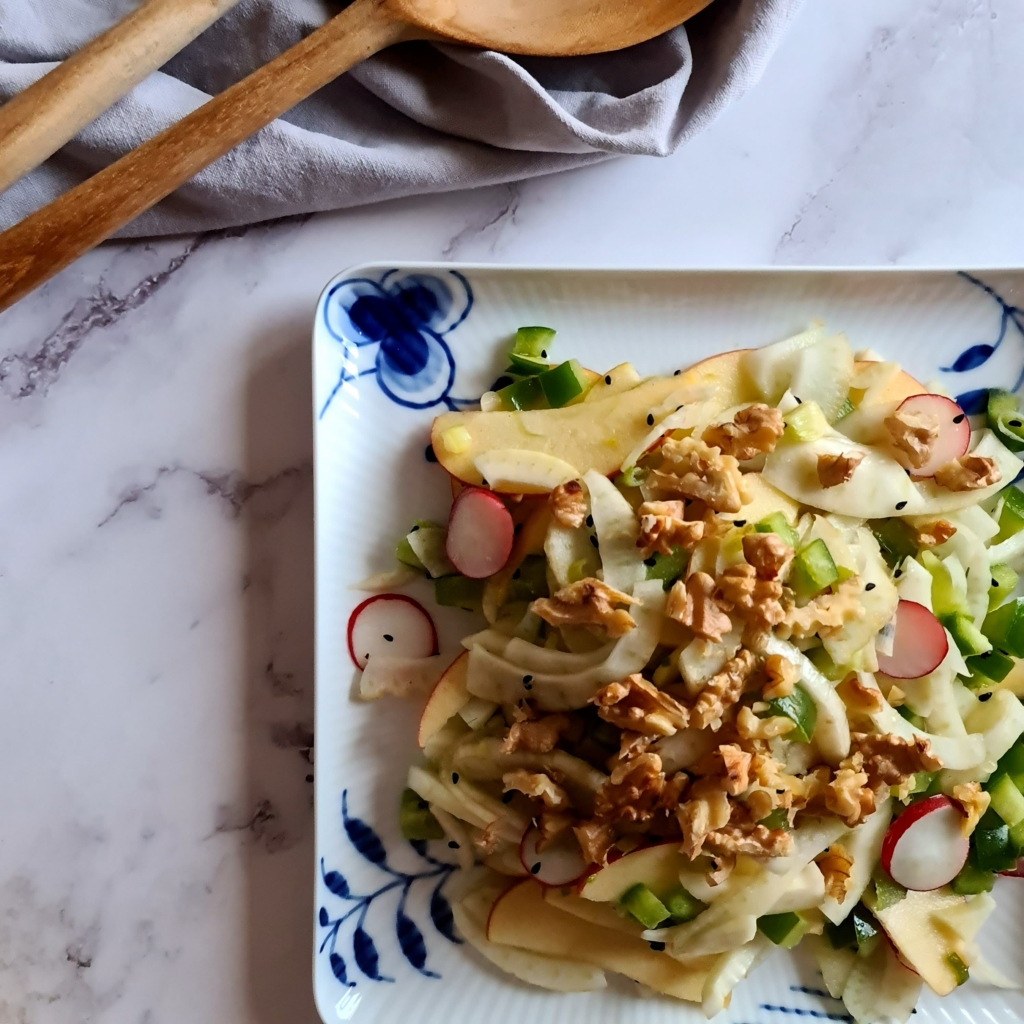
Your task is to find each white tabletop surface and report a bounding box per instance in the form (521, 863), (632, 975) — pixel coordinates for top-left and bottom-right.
(2, 0), (1024, 1021)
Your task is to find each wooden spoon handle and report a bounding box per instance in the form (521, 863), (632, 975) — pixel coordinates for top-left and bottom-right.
(0, 0), (245, 195)
(0, 0), (413, 313)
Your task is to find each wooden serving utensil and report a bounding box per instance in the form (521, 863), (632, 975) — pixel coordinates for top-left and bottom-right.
(0, 0), (713, 313)
(0, 0), (243, 195)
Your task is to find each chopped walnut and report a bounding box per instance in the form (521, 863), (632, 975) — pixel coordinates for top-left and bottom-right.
(850, 732), (942, 791)
(934, 455), (1001, 491)
(502, 769), (570, 810)
(705, 852), (736, 886)
(885, 407), (940, 470)
(667, 572), (733, 641)
(593, 752), (666, 824)
(717, 744), (753, 796)
(816, 843), (854, 902)
(701, 403), (786, 461)
(645, 436), (745, 514)
(742, 532), (795, 581)
(912, 519), (957, 549)
(763, 653), (799, 700)
(817, 451), (866, 489)
(549, 479), (587, 528)
(537, 810), (574, 850)
(716, 564), (786, 629)
(677, 778), (733, 859)
(737, 704), (796, 740)
(573, 819), (616, 866)
(837, 673), (885, 714)
(473, 819), (503, 855)
(826, 763), (876, 826)
(591, 673), (689, 736)
(637, 500), (705, 558)
(952, 782), (991, 838)
(705, 822), (793, 859)
(659, 770), (690, 811)
(692, 649), (758, 730)
(501, 712), (569, 754)
(531, 578), (638, 638)
(779, 577), (863, 640)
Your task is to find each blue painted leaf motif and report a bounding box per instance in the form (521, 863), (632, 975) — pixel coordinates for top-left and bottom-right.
(944, 344), (995, 373)
(955, 388), (991, 416)
(330, 952), (354, 986)
(353, 926), (393, 981)
(397, 910), (437, 976)
(319, 906), (330, 927)
(342, 791), (388, 866)
(323, 869), (351, 898)
(430, 884), (461, 945)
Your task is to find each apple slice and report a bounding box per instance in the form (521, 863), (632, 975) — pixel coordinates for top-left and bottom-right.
(875, 600), (948, 680)
(578, 841), (683, 901)
(880, 795), (969, 891)
(519, 825), (588, 887)
(347, 593), (438, 670)
(446, 487), (515, 579)
(472, 449), (579, 494)
(417, 650), (470, 749)
(888, 394), (971, 478)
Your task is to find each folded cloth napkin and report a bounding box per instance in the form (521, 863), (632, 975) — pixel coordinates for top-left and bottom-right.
(0, 0), (802, 237)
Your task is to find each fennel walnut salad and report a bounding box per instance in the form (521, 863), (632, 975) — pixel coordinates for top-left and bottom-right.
(349, 323), (1024, 1021)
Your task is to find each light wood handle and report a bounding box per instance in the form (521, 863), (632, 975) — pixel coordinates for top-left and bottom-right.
(0, 0), (414, 313)
(0, 0), (244, 195)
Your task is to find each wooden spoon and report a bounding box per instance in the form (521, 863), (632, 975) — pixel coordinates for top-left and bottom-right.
(0, 0), (713, 313)
(0, 0), (243, 195)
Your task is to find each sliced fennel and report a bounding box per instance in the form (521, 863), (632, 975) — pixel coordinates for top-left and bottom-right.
(584, 469), (645, 594)
(544, 518), (598, 589)
(741, 322), (827, 405)
(701, 935), (774, 1018)
(821, 797), (892, 925)
(842, 940), (922, 1024)
(788, 333), (856, 422)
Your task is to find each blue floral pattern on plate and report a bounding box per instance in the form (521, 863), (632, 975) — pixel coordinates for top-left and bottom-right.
(319, 269), (477, 418)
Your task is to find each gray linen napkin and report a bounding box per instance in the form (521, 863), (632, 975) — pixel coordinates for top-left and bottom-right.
(0, 0), (802, 237)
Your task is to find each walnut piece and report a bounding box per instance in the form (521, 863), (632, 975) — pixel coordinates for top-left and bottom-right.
(593, 752), (666, 824)
(692, 648), (758, 730)
(825, 763), (876, 826)
(742, 532), (795, 581)
(501, 712), (569, 754)
(816, 843), (854, 902)
(952, 782), (991, 838)
(591, 673), (689, 736)
(736, 704), (796, 740)
(717, 744), (753, 796)
(779, 577), (862, 640)
(912, 519), (957, 549)
(716, 564), (786, 630)
(701, 403), (785, 461)
(667, 572), (733, 641)
(645, 436), (746, 514)
(837, 673), (885, 714)
(885, 407), (940, 470)
(537, 809), (574, 849)
(502, 769), (570, 809)
(637, 500), (705, 558)
(705, 822), (793, 859)
(934, 455), (1001, 491)
(817, 451), (866, 488)
(549, 479), (587, 528)
(762, 653), (798, 700)
(850, 732), (942, 791)
(677, 777), (733, 859)
(573, 819), (617, 866)
(531, 577), (638, 638)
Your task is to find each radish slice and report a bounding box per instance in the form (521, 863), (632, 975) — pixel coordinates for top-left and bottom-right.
(519, 825), (588, 887)
(347, 594), (438, 670)
(1000, 859), (1024, 878)
(446, 488), (515, 579)
(876, 600), (948, 679)
(889, 394), (971, 478)
(880, 795), (969, 891)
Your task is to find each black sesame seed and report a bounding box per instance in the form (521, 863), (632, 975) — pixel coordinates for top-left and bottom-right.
(895, 501), (908, 510)
(502, 791), (515, 804)
(585, 514), (594, 528)
(590, 535), (599, 548)
(482, 478), (489, 487)
(383, 634), (394, 642)
(993, 578), (1000, 588)
(425, 445), (438, 463)
(531, 863), (542, 875)
(1012, 420), (1024, 429)
(523, 682), (533, 691)
(979, 692), (993, 702)
(794, 396), (802, 404)
(979, 651), (992, 659)
(953, 413), (966, 424)
(451, 773), (459, 784)
(541, 350), (548, 359)
(894, 569), (903, 578)
(649, 941), (666, 952)
(411, 524), (420, 532)
(512, 568), (521, 580)
(523, 675), (533, 684)
(733, 520), (746, 527)
(647, 413), (655, 426)
(419, 800), (429, 810)
(491, 375), (514, 391)
(674, 369), (681, 376)
(865, 583), (876, 591)
(644, 556), (658, 567)
(605, 375), (612, 385)
(448, 840), (460, 849)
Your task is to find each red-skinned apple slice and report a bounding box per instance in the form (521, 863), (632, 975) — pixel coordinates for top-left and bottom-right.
(446, 487), (515, 579)
(347, 594), (438, 670)
(417, 650), (470, 749)
(880, 795), (969, 891)
(876, 600), (948, 679)
(519, 825), (588, 888)
(889, 394), (971, 478)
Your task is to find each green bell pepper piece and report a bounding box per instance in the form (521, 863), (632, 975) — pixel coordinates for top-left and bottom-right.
(757, 912), (809, 949)
(919, 549), (970, 618)
(805, 646), (844, 681)
(987, 390), (1024, 454)
(663, 886), (706, 923)
(434, 575), (485, 612)
(506, 555), (549, 603)
(645, 545), (688, 590)
(989, 563), (1019, 610)
(757, 808), (792, 831)
(833, 396), (855, 422)
(754, 511), (800, 548)
(970, 808), (1018, 872)
(951, 860), (996, 895)
(399, 788), (445, 841)
(999, 740), (1024, 791)
(986, 771), (1024, 828)
(538, 359), (590, 408)
(946, 952), (970, 987)
(620, 883), (670, 929)
(783, 401), (830, 443)
(896, 703), (926, 730)
(965, 649), (1015, 687)
(872, 867), (907, 910)
(871, 518), (918, 569)
(506, 352), (549, 375)
(512, 325), (556, 359)
(791, 539), (840, 598)
(995, 484), (1024, 542)
(941, 611), (990, 657)
(983, 597), (1024, 657)
(495, 374), (546, 411)
(760, 683), (817, 744)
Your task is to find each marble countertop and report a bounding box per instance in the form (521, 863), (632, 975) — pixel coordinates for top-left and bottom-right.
(2, 0), (1023, 1021)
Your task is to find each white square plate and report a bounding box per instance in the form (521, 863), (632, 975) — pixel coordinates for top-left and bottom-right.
(312, 265), (1024, 1024)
